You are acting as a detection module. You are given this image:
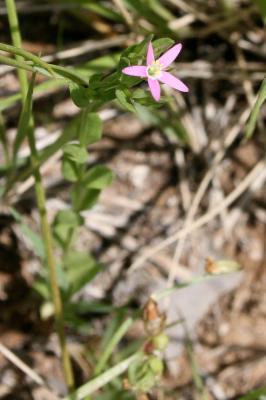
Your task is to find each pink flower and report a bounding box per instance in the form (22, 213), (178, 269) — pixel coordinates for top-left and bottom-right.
(122, 41), (189, 102)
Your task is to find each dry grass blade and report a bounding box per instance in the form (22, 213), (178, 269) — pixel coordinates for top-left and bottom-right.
(167, 108), (250, 286)
(0, 342), (48, 388)
(129, 160), (266, 274)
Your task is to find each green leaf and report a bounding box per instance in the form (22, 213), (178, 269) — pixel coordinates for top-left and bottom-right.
(13, 73), (35, 161)
(62, 156), (79, 182)
(34, 266), (70, 300)
(10, 207), (45, 259)
(54, 209), (84, 228)
(72, 187), (101, 212)
(56, 264), (70, 292)
(132, 88), (163, 107)
(33, 279), (51, 300)
(245, 76), (266, 138)
(116, 89), (136, 113)
(68, 301), (120, 315)
(63, 143), (88, 164)
(53, 209), (83, 247)
(76, 71), (121, 104)
(80, 53), (120, 73)
(152, 37), (175, 58)
(84, 165), (114, 189)
(65, 251), (102, 295)
(69, 83), (91, 108)
(48, 63), (88, 86)
(79, 112), (103, 146)
(119, 36), (152, 68)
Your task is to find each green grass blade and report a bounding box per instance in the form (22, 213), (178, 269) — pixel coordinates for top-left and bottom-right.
(153, 273), (238, 301)
(63, 353), (140, 400)
(245, 76), (266, 138)
(94, 317), (133, 375)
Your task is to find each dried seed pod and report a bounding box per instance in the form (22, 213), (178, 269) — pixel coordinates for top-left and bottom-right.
(205, 257), (241, 275)
(143, 298), (166, 336)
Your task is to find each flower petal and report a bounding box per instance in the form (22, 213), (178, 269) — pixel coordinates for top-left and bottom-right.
(147, 42), (155, 66)
(158, 71), (189, 92)
(158, 43), (182, 68)
(148, 78), (161, 102)
(122, 66), (147, 77)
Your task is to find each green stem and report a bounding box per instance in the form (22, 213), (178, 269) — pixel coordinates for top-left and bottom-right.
(4, 2), (28, 101)
(0, 42), (54, 77)
(186, 338), (209, 400)
(0, 42), (88, 86)
(152, 274), (218, 301)
(0, 54), (34, 73)
(5, 0), (75, 391)
(0, 112), (10, 166)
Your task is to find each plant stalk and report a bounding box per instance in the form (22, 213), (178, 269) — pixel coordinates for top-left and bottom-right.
(5, 0), (75, 391)
(0, 112), (10, 166)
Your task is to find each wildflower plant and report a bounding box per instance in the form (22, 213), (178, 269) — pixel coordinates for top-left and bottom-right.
(0, 1), (257, 397)
(0, 20), (185, 395)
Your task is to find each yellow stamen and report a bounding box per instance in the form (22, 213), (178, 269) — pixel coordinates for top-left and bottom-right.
(147, 60), (163, 79)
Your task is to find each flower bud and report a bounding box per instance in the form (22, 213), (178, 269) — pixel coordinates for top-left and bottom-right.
(152, 333), (169, 351)
(147, 356), (164, 376)
(205, 258), (241, 275)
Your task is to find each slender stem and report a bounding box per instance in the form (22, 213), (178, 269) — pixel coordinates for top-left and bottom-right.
(0, 112), (10, 166)
(5, 0), (75, 391)
(152, 274), (217, 301)
(0, 54), (34, 73)
(0, 42), (88, 86)
(0, 42), (55, 76)
(186, 338), (209, 400)
(4, 1), (27, 101)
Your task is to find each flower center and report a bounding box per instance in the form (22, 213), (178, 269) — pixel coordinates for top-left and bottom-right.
(147, 60), (163, 79)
